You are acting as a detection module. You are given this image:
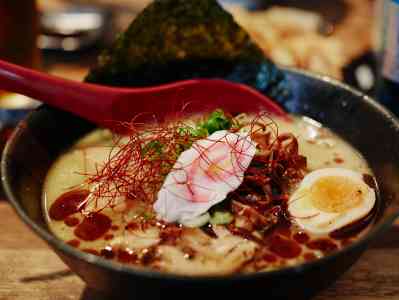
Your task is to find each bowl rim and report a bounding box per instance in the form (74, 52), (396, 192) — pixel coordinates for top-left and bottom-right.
(3, 67), (399, 283)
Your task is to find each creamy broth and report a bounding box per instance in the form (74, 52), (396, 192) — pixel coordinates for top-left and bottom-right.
(43, 114), (375, 275)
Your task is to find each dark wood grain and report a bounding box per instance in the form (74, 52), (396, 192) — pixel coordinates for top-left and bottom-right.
(0, 201), (398, 300)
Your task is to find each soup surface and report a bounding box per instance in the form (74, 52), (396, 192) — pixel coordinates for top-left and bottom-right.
(43, 111), (376, 275)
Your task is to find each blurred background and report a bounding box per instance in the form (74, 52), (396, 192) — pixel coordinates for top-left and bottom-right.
(1, 0), (379, 82)
(38, 0), (379, 84)
(0, 0), (383, 144)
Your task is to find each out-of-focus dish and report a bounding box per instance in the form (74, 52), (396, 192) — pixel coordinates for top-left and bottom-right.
(229, 0), (372, 80)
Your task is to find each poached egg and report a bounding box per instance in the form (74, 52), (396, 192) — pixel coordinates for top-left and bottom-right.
(153, 130), (256, 223)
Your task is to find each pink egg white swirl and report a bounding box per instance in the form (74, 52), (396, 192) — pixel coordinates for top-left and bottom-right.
(153, 130), (257, 223)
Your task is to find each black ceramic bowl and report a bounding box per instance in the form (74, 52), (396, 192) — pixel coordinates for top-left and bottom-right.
(3, 69), (399, 299)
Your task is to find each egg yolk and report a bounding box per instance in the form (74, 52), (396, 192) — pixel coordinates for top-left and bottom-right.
(309, 176), (366, 213)
(206, 160), (229, 178)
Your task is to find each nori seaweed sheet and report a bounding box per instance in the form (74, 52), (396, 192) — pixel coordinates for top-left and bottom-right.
(85, 0), (290, 102)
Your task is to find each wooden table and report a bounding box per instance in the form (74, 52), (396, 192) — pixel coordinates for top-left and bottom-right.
(1, 200), (398, 300)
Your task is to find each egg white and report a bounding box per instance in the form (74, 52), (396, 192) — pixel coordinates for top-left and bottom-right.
(154, 130), (257, 223)
(288, 168), (376, 235)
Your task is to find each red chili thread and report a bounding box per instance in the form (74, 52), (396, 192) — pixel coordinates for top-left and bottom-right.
(78, 112), (307, 243)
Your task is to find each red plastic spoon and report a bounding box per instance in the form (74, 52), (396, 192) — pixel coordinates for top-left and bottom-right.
(0, 59), (286, 128)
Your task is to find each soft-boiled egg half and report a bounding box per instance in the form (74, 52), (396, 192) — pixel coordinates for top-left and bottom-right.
(288, 168), (376, 235)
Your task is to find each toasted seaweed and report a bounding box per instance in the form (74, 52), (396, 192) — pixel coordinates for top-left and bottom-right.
(85, 0), (290, 102)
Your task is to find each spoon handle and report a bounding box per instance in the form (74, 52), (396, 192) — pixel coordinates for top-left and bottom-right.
(0, 59), (117, 124)
(0, 59), (287, 129)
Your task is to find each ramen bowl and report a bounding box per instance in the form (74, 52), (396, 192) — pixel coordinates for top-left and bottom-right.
(3, 68), (399, 299)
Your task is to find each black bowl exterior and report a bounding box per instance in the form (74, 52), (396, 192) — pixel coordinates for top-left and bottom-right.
(53, 244), (364, 299)
(3, 69), (399, 299)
